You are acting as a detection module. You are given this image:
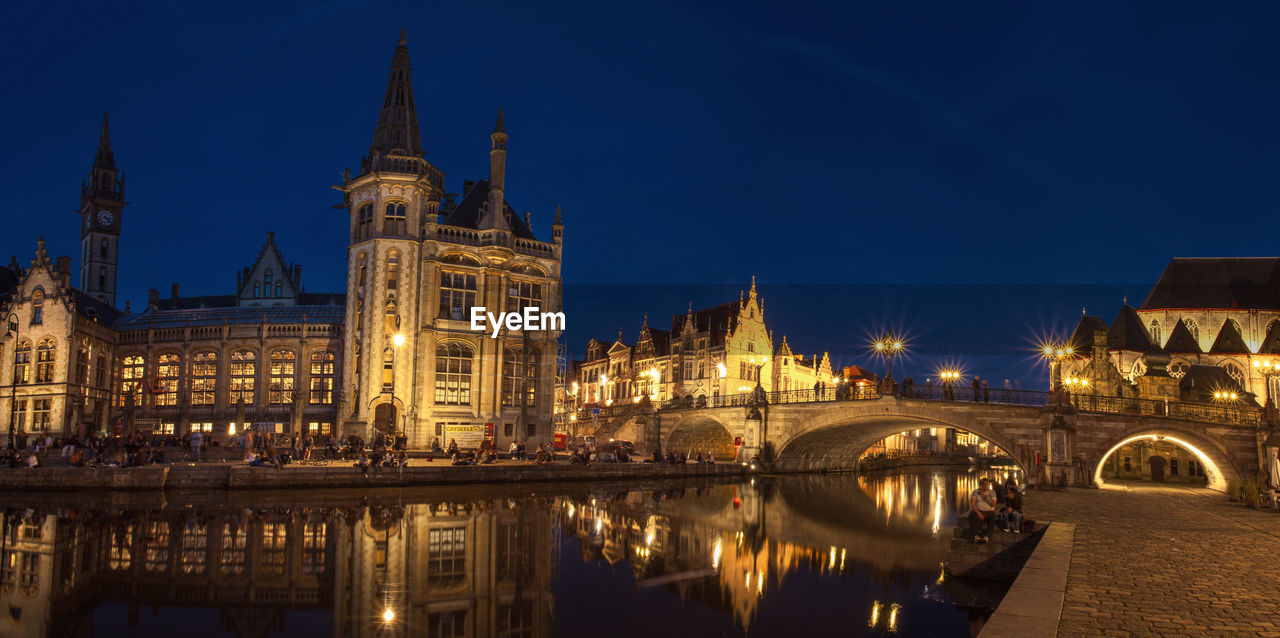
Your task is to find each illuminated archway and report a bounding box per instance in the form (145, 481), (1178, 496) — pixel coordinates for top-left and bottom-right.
(775, 416), (1029, 475)
(1093, 433), (1232, 493)
(667, 417), (736, 460)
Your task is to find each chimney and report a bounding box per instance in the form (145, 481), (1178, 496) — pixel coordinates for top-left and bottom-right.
(147, 289), (159, 310)
(266, 231), (275, 244)
(55, 256), (71, 286)
(293, 265), (301, 287)
(171, 283), (180, 301)
(463, 180), (475, 195)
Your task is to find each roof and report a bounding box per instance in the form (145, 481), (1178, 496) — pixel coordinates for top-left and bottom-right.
(0, 267), (18, 298)
(1141, 258), (1280, 310)
(441, 179), (538, 240)
(638, 327), (670, 357)
(1069, 315), (1108, 353)
(1179, 365), (1248, 403)
(1162, 320), (1202, 353)
(115, 305), (345, 330)
(1107, 306), (1153, 352)
(670, 300), (742, 347)
(72, 289), (125, 326)
(1259, 323), (1280, 355)
(1209, 320), (1250, 353)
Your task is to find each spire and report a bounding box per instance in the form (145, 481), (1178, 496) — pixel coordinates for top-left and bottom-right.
(482, 108), (510, 231)
(368, 30), (422, 161)
(553, 205), (563, 225)
(94, 111), (115, 170)
(493, 108), (505, 134)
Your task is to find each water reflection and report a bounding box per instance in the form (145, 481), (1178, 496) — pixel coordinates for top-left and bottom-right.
(0, 468), (1021, 637)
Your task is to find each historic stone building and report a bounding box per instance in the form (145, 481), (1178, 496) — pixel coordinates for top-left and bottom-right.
(567, 280), (831, 414)
(1060, 258), (1280, 406)
(0, 33), (562, 448)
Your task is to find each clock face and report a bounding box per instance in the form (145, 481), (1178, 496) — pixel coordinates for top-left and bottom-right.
(97, 210), (114, 227)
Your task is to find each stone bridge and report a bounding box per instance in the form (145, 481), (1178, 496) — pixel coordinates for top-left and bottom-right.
(609, 391), (1273, 492)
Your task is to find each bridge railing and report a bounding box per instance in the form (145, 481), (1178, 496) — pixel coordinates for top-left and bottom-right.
(674, 382), (1262, 426)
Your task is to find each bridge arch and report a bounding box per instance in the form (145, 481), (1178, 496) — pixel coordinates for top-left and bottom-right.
(774, 413), (1030, 474)
(665, 414), (736, 460)
(1090, 425), (1240, 493)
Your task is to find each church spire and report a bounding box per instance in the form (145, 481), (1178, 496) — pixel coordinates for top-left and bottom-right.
(368, 29), (422, 163)
(94, 111), (115, 170)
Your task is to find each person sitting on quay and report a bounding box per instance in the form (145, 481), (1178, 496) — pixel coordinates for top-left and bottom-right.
(509, 440), (519, 460)
(967, 477), (998, 544)
(446, 439), (460, 456)
(999, 479), (1025, 533)
(354, 451), (371, 476)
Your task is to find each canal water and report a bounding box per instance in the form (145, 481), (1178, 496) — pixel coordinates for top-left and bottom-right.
(0, 466), (1022, 637)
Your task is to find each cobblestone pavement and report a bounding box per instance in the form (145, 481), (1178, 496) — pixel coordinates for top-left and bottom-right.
(1026, 483), (1280, 637)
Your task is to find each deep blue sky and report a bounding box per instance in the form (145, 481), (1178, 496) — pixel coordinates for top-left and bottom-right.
(4, 1), (1279, 383)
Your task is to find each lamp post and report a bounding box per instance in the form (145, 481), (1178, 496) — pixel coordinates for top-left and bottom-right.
(1252, 359), (1280, 409)
(1039, 342), (1074, 393)
(5, 312), (19, 451)
(872, 333), (906, 395)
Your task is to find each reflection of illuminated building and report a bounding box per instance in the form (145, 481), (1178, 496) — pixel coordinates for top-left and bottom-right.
(2, 497), (556, 638)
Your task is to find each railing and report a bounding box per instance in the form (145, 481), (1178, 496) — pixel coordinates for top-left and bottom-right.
(663, 382), (1262, 427)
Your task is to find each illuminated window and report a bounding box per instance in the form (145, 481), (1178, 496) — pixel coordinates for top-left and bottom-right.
(34, 338), (55, 382)
(307, 422), (332, 435)
(108, 523), (134, 571)
(191, 422), (213, 433)
(12, 340), (29, 384)
(191, 351), (217, 405)
(268, 350), (295, 404)
(309, 351), (335, 404)
(1150, 320), (1161, 345)
(502, 347), (537, 407)
(435, 343), (473, 405)
(427, 527), (467, 587)
(158, 422), (175, 434)
(438, 272), (477, 320)
(229, 351), (256, 405)
(31, 399), (51, 431)
(13, 399), (25, 431)
(30, 291), (43, 325)
(303, 522), (326, 574)
(117, 355), (144, 406)
(506, 279), (541, 313)
(155, 353), (180, 406)
(386, 250), (400, 295)
(1182, 317), (1199, 342)
(384, 201), (406, 235)
(181, 523), (207, 574)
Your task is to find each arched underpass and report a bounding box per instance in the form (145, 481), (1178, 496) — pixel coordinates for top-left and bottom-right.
(774, 416), (1028, 474)
(666, 417), (736, 460)
(1091, 429), (1238, 493)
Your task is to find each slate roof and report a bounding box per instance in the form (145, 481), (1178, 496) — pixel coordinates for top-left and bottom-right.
(1259, 322), (1280, 355)
(1108, 305), (1154, 352)
(1209, 320), (1250, 353)
(0, 267), (18, 298)
(1141, 258), (1280, 310)
(152, 292), (345, 310)
(72, 289), (125, 326)
(1069, 315), (1109, 353)
(670, 301), (741, 347)
(1162, 320), (1202, 353)
(441, 179), (538, 240)
(639, 327), (671, 357)
(115, 305), (345, 330)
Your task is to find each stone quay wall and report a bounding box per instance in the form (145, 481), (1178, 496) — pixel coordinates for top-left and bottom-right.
(0, 461), (747, 492)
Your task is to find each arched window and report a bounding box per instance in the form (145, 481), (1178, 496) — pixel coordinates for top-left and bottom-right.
(100, 238), (108, 259)
(98, 268), (107, 290)
(309, 351), (335, 405)
(1150, 320), (1161, 346)
(1183, 318), (1199, 342)
(506, 279), (541, 313)
(269, 350), (296, 404)
(1223, 362), (1244, 389)
(35, 338), (56, 383)
(1123, 456), (1132, 472)
(155, 353), (180, 406)
(117, 355), (144, 407)
(254, 282), (261, 298)
(438, 271), (478, 320)
(384, 201), (406, 235)
(77, 346), (89, 385)
(229, 350), (256, 405)
(275, 282), (282, 298)
(1169, 458), (1179, 476)
(191, 352), (217, 406)
(502, 347), (538, 407)
(357, 204), (374, 241)
(1169, 360), (1190, 378)
(386, 250), (400, 295)
(434, 343), (473, 405)
(382, 348), (394, 391)
(30, 291), (43, 325)
(12, 340), (30, 385)
(358, 253), (368, 290)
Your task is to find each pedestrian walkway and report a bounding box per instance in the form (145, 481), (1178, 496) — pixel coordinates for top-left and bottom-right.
(1027, 482), (1280, 637)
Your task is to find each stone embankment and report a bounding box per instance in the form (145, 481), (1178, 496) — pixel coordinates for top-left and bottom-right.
(0, 461), (747, 491)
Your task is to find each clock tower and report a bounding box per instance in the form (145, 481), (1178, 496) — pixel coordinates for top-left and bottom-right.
(80, 112), (124, 308)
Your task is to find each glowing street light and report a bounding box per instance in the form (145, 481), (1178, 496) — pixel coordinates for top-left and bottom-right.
(383, 608), (395, 623)
(392, 333), (405, 347)
(872, 332), (907, 387)
(1038, 339), (1075, 391)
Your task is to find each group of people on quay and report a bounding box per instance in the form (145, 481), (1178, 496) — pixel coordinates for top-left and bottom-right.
(2, 432), (195, 469)
(965, 476), (1027, 543)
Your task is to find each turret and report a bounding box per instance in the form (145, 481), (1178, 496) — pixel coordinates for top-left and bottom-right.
(481, 109), (510, 231)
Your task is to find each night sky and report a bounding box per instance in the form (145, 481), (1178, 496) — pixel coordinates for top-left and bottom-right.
(5, 2), (1280, 383)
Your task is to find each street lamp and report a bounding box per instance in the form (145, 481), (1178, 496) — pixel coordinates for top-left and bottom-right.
(5, 312), (19, 451)
(936, 368), (963, 400)
(872, 333), (907, 390)
(1038, 341), (1074, 392)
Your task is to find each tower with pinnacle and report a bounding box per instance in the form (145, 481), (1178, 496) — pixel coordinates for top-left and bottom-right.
(80, 112), (124, 307)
